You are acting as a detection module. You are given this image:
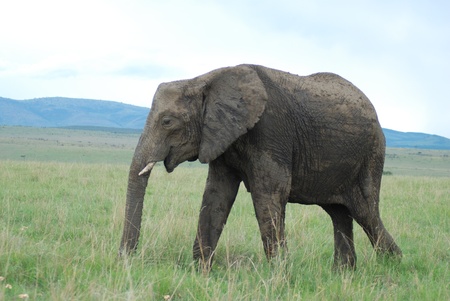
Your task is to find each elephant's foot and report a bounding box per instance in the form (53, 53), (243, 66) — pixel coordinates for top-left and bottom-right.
(373, 232), (403, 260)
(374, 242), (402, 266)
(193, 239), (214, 274)
(194, 257), (213, 275)
(332, 253), (357, 271)
(118, 241), (138, 258)
(263, 237), (288, 261)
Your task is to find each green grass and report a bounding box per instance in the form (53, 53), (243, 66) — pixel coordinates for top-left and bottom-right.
(384, 148), (450, 177)
(1, 126), (449, 300)
(0, 126), (140, 164)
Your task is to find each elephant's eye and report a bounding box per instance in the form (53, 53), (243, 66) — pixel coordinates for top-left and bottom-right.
(161, 116), (173, 128)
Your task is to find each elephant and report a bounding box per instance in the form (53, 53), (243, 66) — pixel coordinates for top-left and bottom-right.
(119, 64), (402, 269)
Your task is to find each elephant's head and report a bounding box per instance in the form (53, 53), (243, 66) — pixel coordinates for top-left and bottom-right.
(120, 64), (268, 254)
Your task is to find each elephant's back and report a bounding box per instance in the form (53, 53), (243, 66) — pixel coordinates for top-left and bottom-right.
(299, 72), (382, 147)
(253, 65), (379, 123)
(303, 72), (378, 119)
(253, 64), (383, 157)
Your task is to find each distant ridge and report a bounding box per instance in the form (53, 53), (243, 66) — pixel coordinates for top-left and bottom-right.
(1, 96), (450, 150)
(383, 129), (450, 150)
(0, 97), (149, 129)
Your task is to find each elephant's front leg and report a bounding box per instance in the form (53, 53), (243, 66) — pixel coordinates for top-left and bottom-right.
(251, 164), (291, 259)
(252, 190), (289, 259)
(193, 159), (241, 269)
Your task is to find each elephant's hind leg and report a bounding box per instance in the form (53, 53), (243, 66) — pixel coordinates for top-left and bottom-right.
(321, 204), (356, 269)
(353, 209), (402, 257)
(357, 148), (402, 257)
(350, 183), (402, 258)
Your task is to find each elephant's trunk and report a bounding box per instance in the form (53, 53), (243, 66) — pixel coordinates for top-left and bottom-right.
(119, 154), (154, 255)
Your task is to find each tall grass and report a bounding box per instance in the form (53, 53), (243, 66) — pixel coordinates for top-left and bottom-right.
(1, 161), (449, 300)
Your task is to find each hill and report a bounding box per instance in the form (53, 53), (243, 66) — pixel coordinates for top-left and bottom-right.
(0, 97), (149, 129)
(383, 129), (450, 150)
(1, 96), (450, 149)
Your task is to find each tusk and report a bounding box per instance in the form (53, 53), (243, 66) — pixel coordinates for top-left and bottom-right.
(138, 162), (156, 176)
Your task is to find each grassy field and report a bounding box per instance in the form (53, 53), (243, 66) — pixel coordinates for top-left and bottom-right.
(384, 148), (450, 177)
(0, 126), (140, 164)
(1, 126), (449, 300)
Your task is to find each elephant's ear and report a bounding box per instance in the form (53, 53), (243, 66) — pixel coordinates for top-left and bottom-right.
(199, 65), (268, 163)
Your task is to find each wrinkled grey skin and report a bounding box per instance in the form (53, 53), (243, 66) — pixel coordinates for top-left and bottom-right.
(119, 64), (401, 269)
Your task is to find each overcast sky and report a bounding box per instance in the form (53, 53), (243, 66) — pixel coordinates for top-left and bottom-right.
(1, 0), (449, 137)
